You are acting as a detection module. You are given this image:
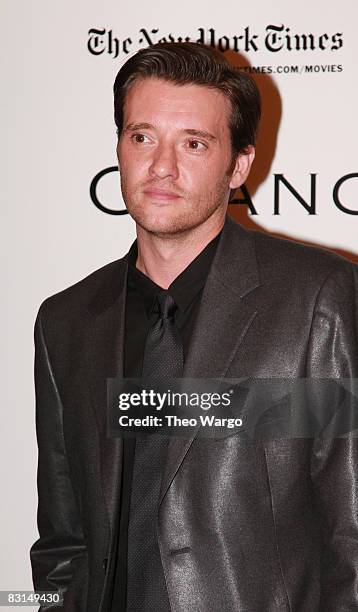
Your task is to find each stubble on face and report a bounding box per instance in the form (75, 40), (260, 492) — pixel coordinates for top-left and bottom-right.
(118, 165), (232, 239)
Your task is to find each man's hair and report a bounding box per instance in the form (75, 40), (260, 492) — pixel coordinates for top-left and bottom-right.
(113, 42), (261, 155)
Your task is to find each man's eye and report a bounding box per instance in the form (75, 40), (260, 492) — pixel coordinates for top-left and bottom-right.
(131, 133), (150, 143)
(188, 140), (206, 150)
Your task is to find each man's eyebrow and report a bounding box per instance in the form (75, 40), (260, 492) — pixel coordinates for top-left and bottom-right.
(124, 122), (154, 132)
(124, 123), (217, 142)
(184, 129), (217, 141)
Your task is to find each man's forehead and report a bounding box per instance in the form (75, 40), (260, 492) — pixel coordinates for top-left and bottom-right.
(122, 77), (231, 128)
(125, 75), (224, 97)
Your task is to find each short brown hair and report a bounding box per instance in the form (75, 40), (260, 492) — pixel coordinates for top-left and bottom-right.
(113, 42), (261, 155)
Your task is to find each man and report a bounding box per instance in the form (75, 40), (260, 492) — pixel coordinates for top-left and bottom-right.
(31, 42), (358, 611)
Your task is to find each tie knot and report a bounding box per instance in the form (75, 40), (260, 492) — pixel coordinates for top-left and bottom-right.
(156, 291), (177, 319)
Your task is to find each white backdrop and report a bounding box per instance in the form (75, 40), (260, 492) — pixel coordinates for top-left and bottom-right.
(2, 0), (357, 602)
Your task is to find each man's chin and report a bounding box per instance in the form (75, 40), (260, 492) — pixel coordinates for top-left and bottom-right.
(128, 210), (195, 236)
(136, 219), (192, 237)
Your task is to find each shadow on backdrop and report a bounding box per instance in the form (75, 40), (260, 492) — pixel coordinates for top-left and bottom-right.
(223, 50), (358, 265)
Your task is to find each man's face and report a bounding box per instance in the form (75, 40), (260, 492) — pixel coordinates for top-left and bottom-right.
(117, 77), (253, 236)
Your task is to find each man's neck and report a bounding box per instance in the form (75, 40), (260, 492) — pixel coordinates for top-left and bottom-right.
(135, 216), (225, 289)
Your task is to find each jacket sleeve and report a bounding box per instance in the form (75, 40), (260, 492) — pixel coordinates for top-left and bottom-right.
(307, 261), (358, 611)
(30, 303), (88, 611)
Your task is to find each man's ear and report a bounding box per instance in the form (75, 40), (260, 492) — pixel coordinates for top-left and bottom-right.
(229, 146), (255, 189)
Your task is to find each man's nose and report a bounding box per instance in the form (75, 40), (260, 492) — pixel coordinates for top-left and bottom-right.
(148, 142), (179, 180)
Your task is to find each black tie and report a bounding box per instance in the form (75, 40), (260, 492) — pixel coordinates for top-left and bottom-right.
(142, 290), (184, 378)
(126, 290), (184, 611)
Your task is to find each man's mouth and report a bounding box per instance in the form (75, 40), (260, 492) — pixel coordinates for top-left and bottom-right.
(143, 188), (182, 200)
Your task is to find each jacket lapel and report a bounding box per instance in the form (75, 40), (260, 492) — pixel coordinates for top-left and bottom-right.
(160, 216), (261, 502)
(85, 257), (128, 531)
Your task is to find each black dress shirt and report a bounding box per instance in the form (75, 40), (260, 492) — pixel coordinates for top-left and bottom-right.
(110, 231), (221, 610)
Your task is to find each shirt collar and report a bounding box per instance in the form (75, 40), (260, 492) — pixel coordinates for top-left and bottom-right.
(127, 231), (221, 318)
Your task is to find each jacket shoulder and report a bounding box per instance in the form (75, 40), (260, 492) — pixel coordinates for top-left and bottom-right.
(36, 257), (127, 325)
(249, 227), (357, 286)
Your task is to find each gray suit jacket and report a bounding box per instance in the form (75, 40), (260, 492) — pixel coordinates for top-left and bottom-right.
(31, 216), (358, 611)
